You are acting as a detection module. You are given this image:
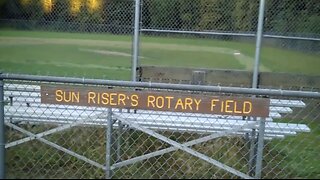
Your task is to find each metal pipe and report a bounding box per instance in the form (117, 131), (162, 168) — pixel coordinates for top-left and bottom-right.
(251, 2), (266, 177)
(117, 120), (123, 163)
(105, 108), (113, 179)
(247, 116), (257, 176)
(140, 29), (256, 37)
(132, 0), (141, 82)
(111, 121), (257, 170)
(248, 129), (257, 176)
(255, 118), (266, 178)
(6, 122), (105, 170)
(252, 0), (266, 89)
(0, 78), (5, 179)
(6, 112), (107, 149)
(140, 29), (320, 42)
(263, 34), (320, 41)
(115, 115), (254, 179)
(1, 73), (319, 98)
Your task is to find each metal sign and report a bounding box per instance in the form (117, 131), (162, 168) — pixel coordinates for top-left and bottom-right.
(41, 85), (270, 117)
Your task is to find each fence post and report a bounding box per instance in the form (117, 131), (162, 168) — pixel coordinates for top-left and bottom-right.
(248, 128), (257, 176)
(251, 0), (266, 177)
(0, 77), (5, 179)
(132, 0), (141, 82)
(252, 0), (266, 88)
(117, 121), (123, 163)
(255, 118), (266, 179)
(106, 108), (113, 179)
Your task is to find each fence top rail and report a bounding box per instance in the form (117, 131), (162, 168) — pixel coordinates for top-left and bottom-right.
(141, 29), (320, 42)
(1, 73), (320, 99)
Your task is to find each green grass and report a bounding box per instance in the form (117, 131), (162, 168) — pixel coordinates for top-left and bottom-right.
(0, 29), (133, 41)
(140, 47), (244, 69)
(261, 48), (320, 75)
(1, 29), (319, 80)
(265, 120), (320, 178)
(0, 30), (133, 79)
(0, 42), (131, 79)
(1, 29), (319, 178)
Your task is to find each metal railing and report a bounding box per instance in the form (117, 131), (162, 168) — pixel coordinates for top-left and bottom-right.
(1, 73), (320, 179)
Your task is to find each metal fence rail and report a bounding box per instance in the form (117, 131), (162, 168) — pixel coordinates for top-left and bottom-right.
(0, 73), (319, 179)
(0, 0), (319, 179)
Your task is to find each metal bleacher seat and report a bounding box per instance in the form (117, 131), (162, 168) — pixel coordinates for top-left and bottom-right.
(3, 84), (310, 140)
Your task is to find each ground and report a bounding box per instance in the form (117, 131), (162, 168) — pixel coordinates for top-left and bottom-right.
(0, 30), (319, 80)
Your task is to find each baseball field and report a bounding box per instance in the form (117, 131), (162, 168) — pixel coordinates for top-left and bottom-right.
(1, 29), (319, 80)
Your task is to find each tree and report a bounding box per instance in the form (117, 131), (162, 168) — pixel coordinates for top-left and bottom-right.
(148, 0), (181, 30)
(106, 0), (133, 34)
(265, 0), (320, 35)
(179, 0), (201, 30)
(0, 0), (8, 18)
(197, 0), (233, 32)
(233, 0), (258, 32)
(0, 0), (7, 7)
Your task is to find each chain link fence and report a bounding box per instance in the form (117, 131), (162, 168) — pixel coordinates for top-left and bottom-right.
(1, 75), (320, 179)
(0, 0), (319, 179)
(2, 0), (318, 36)
(1, 0), (134, 34)
(0, 0), (319, 77)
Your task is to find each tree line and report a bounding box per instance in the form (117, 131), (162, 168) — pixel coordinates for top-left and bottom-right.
(1, 0), (319, 35)
(143, 0), (319, 35)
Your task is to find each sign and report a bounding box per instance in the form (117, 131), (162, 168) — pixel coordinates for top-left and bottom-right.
(41, 85), (270, 117)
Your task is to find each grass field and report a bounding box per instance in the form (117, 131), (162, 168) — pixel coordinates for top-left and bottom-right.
(0, 29), (319, 80)
(1, 29), (319, 178)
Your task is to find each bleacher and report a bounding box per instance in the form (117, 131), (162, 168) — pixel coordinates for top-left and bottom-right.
(4, 83), (310, 140)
